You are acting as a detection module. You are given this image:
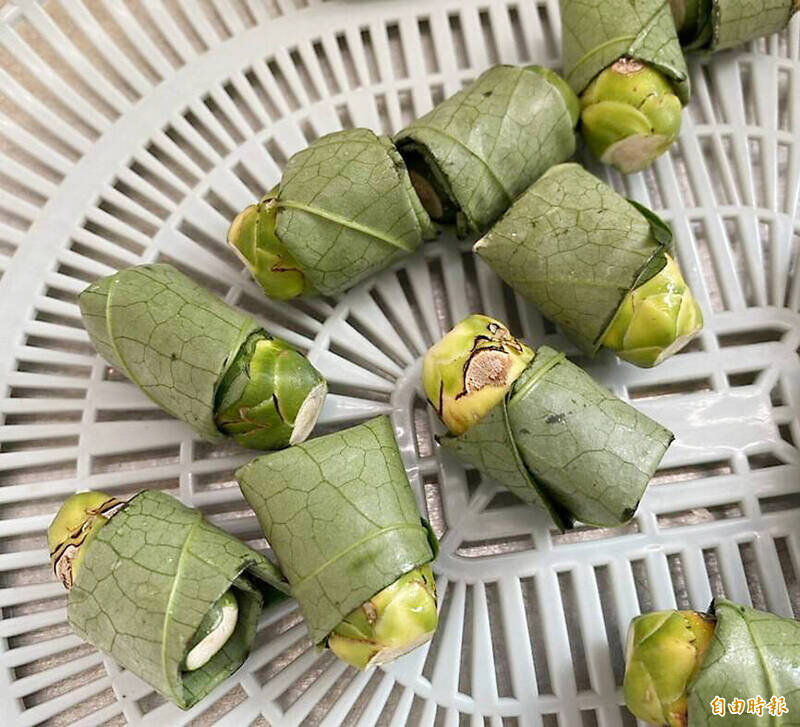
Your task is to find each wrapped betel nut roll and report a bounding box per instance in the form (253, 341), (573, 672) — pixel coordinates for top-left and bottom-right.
(228, 128), (436, 300)
(669, 0), (798, 52)
(79, 263), (327, 450)
(424, 315), (674, 529)
(559, 0), (690, 173)
(48, 490), (289, 709)
(394, 64), (579, 235)
(625, 600), (800, 726)
(236, 416), (440, 669)
(474, 163), (704, 368)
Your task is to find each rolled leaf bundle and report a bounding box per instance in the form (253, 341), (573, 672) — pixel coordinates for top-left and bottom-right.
(79, 263), (327, 449)
(669, 0), (798, 51)
(229, 128), (435, 299)
(394, 64), (579, 234)
(236, 416), (440, 669)
(625, 600), (800, 725)
(559, 0), (690, 173)
(424, 315), (674, 529)
(48, 490), (289, 709)
(475, 163), (703, 367)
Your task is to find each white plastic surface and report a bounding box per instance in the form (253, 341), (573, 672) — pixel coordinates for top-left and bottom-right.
(0, 1), (799, 726)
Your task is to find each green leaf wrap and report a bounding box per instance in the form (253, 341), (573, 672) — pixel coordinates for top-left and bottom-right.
(236, 416), (438, 645)
(509, 347), (672, 525)
(67, 490), (289, 710)
(80, 264), (260, 440)
(560, 0), (691, 103)
(692, 0), (797, 51)
(439, 401), (573, 531)
(274, 129), (435, 296)
(441, 346), (673, 527)
(394, 65), (577, 233)
(474, 163), (672, 355)
(688, 599), (800, 725)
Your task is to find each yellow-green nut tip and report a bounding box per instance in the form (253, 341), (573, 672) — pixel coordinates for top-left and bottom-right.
(624, 610), (715, 726)
(214, 332), (327, 450)
(602, 255), (703, 367)
(48, 491), (125, 590)
(227, 190), (314, 301)
(422, 314), (534, 435)
(328, 565), (438, 670)
(581, 58), (683, 174)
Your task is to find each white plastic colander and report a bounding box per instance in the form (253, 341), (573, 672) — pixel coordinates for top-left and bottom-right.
(0, 1), (798, 726)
